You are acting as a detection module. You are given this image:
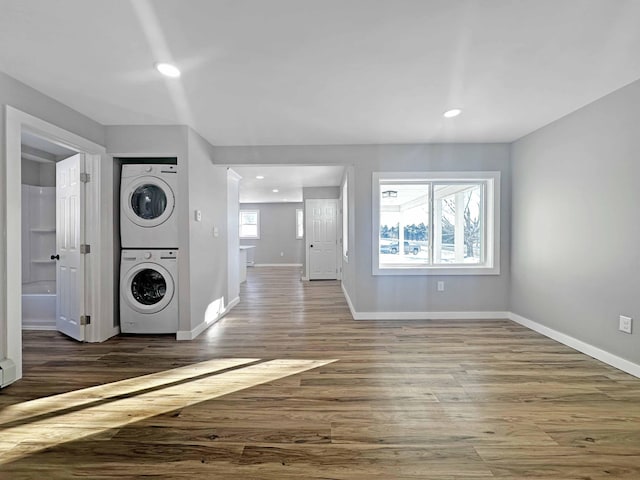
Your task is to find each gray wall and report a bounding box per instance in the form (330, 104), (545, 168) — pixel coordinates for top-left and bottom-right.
(186, 129), (230, 330)
(1, 71), (105, 364)
(511, 78), (640, 366)
(21, 158), (55, 187)
(214, 143), (511, 314)
(240, 202), (304, 265)
(303, 186), (340, 200)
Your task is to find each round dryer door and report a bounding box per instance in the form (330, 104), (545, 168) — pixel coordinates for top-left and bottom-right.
(123, 177), (175, 228)
(123, 263), (175, 314)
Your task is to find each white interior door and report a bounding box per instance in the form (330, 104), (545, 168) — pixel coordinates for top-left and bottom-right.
(306, 199), (338, 280)
(55, 153), (85, 341)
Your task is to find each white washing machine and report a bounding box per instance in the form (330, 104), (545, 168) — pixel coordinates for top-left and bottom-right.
(120, 249), (178, 334)
(120, 164), (178, 248)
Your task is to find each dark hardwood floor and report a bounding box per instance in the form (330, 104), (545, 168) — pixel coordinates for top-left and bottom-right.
(1, 266), (640, 479)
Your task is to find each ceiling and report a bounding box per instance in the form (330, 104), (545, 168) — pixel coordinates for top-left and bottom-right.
(232, 165), (344, 203)
(1, 1), (640, 147)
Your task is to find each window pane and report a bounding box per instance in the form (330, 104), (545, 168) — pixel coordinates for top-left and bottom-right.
(241, 212), (257, 225)
(379, 183), (430, 267)
(434, 184), (482, 264)
(296, 209), (304, 238)
(239, 210), (259, 238)
(240, 224), (258, 238)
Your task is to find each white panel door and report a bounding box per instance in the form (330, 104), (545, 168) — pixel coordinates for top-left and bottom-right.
(55, 154), (85, 341)
(306, 199), (338, 280)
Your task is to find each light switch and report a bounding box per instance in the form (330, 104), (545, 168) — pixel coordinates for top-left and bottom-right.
(213, 227), (219, 237)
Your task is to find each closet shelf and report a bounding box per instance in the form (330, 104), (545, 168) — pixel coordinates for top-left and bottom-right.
(30, 228), (56, 233)
(31, 259), (56, 264)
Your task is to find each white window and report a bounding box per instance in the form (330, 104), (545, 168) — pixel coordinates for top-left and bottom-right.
(296, 208), (304, 239)
(372, 171), (500, 275)
(342, 177), (349, 258)
(239, 209), (260, 239)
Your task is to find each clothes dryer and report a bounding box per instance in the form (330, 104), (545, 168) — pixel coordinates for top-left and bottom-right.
(120, 249), (178, 334)
(120, 164), (178, 248)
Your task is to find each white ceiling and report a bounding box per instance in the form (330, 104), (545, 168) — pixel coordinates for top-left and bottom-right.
(232, 165), (344, 203)
(1, 1), (640, 146)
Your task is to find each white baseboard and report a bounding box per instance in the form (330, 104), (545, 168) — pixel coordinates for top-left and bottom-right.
(22, 325), (57, 331)
(352, 310), (509, 320)
(509, 312), (640, 379)
(337, 294), (640, 377)
(340, 284), (508, 320)
(176, 296), (240, 341)
(341, 282), (356, 319)
(255, 263), (302, 267)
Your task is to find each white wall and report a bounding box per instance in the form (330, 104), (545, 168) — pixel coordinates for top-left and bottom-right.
(239, 202), (304, 265)
(213, 143), (512, 316)
(511, 78), (640, 366)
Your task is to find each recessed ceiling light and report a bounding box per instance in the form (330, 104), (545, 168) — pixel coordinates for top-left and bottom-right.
(272, 189), (279, 193)
(443, 108), (462, 118)
(155, 62), (181, 78)
(256, 175), (265, 179)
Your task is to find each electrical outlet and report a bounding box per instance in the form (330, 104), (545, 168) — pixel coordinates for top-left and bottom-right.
(195, 210), (202, 222)
(280, 251), (284, 257)
(619, 315), (632, 334)
(437, 281), (445, 292)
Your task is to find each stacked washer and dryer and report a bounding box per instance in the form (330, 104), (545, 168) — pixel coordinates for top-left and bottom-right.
(119, 164), (179, 334)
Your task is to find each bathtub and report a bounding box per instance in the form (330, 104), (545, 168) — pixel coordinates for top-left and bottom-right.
(22, 281), (56, 330)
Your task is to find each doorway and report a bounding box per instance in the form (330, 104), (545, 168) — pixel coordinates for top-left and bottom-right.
(2, 107), (115, 386)
(305, 198), (339, 280)
(20, 133), (75, 333)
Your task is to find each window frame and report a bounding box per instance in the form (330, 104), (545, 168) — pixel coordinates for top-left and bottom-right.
(372, 171), (500, 276)
(296, 208), (304, 239)
(239, 209), (260, 239)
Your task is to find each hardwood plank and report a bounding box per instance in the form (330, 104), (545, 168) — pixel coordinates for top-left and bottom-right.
(1, 266), (639, 478)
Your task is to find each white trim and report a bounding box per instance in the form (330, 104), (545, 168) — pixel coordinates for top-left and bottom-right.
(0, 358), (17, 388)
(176, 296), (240, 341)
(351, 310), (509, 321)
(21, 325), (57, 331)
(239, 209), (260, 239)
(255, 263), (302, 267)
(301, 276), (309, 281)
(341, 282), (356, 320)
(509, 312), (640, 379)
(3, 106), (113, 384)
(371, 171), (501, 276)
(305, 198), (339, 280)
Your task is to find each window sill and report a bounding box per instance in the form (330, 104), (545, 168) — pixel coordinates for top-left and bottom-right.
(373, 264), (500, 276)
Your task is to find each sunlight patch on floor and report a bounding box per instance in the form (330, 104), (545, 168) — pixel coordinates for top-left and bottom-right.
(0, 358), (336, 465)
(0, 358), (259, 426)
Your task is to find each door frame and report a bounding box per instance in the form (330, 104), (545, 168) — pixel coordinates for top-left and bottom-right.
(304, 198), (339, 280)
(3, 106), (115, 384)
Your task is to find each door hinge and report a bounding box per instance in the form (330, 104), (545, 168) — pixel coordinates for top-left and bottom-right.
(80, 244), (91, 254)
(80, 315), (91, 326)
(80, 172), (90, 183)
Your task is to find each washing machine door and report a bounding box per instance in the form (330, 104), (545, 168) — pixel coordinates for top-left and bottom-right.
(123, 263), (175, 314)
(123, 176), (175, 228)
